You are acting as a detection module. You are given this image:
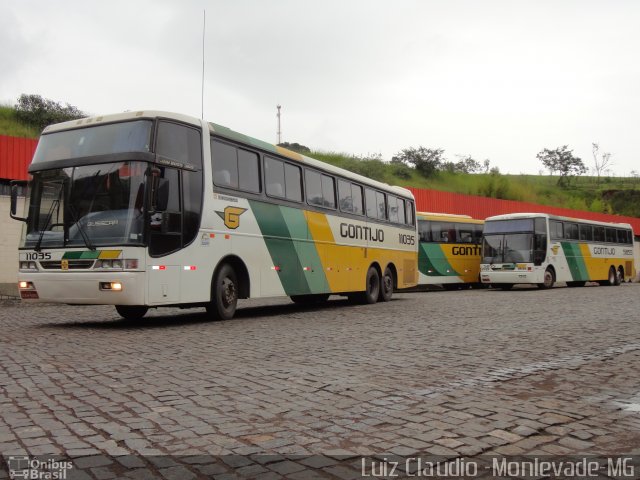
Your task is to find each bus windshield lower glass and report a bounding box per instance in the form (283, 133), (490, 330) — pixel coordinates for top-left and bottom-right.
(22, 161), (147, 249)
(482, 234), (533, 264)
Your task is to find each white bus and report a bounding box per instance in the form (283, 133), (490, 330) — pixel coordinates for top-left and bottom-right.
(480, 213), (635, 289)
(10, 111), (418, 320)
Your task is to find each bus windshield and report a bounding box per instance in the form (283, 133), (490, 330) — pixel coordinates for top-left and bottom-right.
(482, 233), (533, 263)
(21, 161), (147, 249)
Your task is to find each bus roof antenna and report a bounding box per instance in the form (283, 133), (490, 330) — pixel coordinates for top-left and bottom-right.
(201, 9), (206, 119)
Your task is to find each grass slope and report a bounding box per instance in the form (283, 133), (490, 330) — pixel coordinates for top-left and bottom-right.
(0, 105), (39, 138)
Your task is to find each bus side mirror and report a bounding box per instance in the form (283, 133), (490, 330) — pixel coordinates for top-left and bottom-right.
(9, 182), (27, 222)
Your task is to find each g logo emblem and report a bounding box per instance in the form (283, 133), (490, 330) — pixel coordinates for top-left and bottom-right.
(216, 206), (247, 229)
(61, 259), (69, 270)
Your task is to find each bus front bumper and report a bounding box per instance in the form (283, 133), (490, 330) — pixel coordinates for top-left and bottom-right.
(480, 268), (542, 285)
(18, 272), (146, 305)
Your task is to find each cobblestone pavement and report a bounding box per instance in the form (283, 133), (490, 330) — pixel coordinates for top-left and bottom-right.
(1, 284), (640, 478)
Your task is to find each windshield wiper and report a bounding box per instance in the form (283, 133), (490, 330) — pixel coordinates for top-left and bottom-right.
(67, 204), (95, 251)
(34, 184), (64, 252)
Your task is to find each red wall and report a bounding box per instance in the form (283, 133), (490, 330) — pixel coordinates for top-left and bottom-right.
(0, 135), (37, 181)
(408, 187), (640, 234)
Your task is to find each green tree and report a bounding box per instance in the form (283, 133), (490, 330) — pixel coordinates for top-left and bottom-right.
(536, 146), (587, 187)
(15, 94), (86, 131)
(392, 147), (444, 178)
(278, 142), (311, 154)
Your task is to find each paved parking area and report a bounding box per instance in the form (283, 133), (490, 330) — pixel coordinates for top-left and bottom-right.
(1, 284), (640, 478)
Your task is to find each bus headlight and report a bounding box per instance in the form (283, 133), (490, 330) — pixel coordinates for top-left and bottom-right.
(100, 282), (123, 291)
(19, 261), (37, 270)
(94, 259), (138, 270)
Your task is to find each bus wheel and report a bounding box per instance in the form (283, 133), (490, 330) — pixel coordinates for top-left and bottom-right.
(537, 268), (555, 289)
(379, 267), (394, 302)
(601, 267), (617, 286)
(359, 266), (380, 304)
(115, 305), (148, 321)
(290, 294), (330, 305)
(207, 264), (238, 320)
(566, 281), (586, 287)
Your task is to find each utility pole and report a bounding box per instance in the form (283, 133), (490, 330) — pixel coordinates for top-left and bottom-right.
(276, 105), (282, 144)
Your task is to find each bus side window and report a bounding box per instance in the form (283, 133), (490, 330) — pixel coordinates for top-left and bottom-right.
(605, 228), (616, 243)
(211, 140), (238, 189)
(594, 226), (605, 242)
(550, 220), (563, 240)
(418, 220), (431, 242)
(473, 224), (483, 244)
(351, 184), (364, 215)
(406, 201), (414, 226)
(387, 196), (399, 223)
(365, 188), (377, 219)
(579, 224), (593, 241)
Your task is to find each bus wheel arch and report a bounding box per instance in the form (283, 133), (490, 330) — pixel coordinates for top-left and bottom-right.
(538, 266), (556, 289)
(207, 256), (250, 320)
(214, 256), (250, 299)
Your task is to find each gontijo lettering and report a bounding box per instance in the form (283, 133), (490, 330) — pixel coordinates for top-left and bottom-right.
(340, 223), (385, 242)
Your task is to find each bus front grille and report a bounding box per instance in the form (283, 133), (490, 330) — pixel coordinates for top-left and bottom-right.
(40, 260), (95, 270)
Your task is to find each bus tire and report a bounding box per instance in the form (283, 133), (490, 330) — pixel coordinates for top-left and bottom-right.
(537, 267), (555, 289)
(359, 266), (380, 304)
(290, 294), (330, 305)
(615, 266), (624, 286)
(115, 305), (148, 321)
(379, 267), (394, 302)
(207, 263), (238, 320)
(600, 266), (617, 287)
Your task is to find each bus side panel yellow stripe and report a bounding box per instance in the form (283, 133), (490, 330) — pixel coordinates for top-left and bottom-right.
(305, 211), (356, 292)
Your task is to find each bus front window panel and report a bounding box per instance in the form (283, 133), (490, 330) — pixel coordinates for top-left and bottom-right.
(482, 235), (503, 263)
(503, 233), (533, 263)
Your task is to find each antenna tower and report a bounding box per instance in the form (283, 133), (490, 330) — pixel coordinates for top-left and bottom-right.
(276, 105), (282, 144)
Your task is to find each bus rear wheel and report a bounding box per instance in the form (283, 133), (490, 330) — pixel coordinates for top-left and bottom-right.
(359, 266), (380, 304)
(379, 267), (394, 302)
(207, 263), (238, 320)
(115, 305), (148, 321)
(537, 268), (555, 289)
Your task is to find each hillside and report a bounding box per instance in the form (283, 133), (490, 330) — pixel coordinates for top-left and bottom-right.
(305, 151), (640, 218)
(0, 105), (40, 138)
(0, 105), (638, 217)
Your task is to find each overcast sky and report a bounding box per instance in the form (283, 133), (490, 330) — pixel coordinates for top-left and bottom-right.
(2, 0), (639, 175)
